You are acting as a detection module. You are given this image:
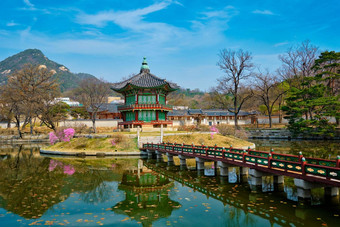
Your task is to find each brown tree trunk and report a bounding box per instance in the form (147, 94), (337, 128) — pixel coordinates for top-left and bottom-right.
(234, 112), (238, 129)
(29, 117), (33, 135)
(92, 113), (97, 133)
(278, 102), (282, 124)
(15, 116), (22, 138)
(268, 112), (272, 128)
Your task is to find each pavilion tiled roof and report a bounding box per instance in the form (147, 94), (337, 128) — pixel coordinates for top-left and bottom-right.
(111, 57), (179, 91)
(111, 72), (179, 90)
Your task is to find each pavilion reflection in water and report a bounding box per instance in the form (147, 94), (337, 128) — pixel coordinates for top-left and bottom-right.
(112, 160), (181, 226)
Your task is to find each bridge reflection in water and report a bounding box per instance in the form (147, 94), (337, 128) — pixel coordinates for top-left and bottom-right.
(140, 158), (340, 227)
(142, 142), (340, 201)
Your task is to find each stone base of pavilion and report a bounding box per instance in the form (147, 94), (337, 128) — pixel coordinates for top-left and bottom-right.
(118, 121), (175, 132)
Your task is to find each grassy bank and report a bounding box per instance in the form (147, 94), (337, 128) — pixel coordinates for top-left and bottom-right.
(43, 131), (253, 154)
(164, 133), (253, 148)
(45, 136), (138, 153)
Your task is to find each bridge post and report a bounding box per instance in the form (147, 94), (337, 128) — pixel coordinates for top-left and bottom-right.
(218, 161), (231, 177)
(249, 169), (265, 190)
(239, 167), (249, 183)
(240, 167), (249, 175)
(178, 155), (187, 168)
(147, 149), (154, 159)
(294, 179), (319, 199)
(155, 150), (163, 161)
(273, 175), (284, 184)
(325, 187), (339, 197)
(272, 175), (284, 192)
(325, 187), (339, 205)
(195, 157), (205, 170)
(166, 152), (174, 163)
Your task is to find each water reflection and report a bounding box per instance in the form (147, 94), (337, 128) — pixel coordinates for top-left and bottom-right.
(0, 148), (131, 219)
(112, 164), (180, 226)
(0, 144), (339, 226)
(251, 139), (340, 158)
(144, 159), (340, 227)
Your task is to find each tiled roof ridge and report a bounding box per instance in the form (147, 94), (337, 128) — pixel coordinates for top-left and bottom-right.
(111, 71), (179, 90)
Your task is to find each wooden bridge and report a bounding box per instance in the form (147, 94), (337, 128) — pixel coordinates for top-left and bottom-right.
(141, 142), (340, 197)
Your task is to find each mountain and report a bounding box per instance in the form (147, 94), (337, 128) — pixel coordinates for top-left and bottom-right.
(0, 49), (98, 91)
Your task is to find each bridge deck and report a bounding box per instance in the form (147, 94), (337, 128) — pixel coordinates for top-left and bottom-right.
(141, 142), (340, 187)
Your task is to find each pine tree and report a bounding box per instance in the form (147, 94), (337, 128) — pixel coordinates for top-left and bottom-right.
(282, 51), (340, 137)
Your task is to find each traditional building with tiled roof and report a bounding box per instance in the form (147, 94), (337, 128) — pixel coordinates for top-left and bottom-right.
(111, 57), (178, 130)
(168, 109), (257, 126)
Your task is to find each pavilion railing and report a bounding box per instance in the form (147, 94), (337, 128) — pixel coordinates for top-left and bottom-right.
(118, 103), (173, 111)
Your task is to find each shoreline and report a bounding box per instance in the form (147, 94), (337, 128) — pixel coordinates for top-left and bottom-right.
(39, 142), (255, 157)
(40, 149), (145, 156)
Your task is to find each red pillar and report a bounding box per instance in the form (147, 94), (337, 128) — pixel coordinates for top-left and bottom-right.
(156, 111), (159, 121)
(135, 111), (138, 121)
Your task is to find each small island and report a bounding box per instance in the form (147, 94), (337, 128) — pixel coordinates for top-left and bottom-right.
(40, 132), (254, 156)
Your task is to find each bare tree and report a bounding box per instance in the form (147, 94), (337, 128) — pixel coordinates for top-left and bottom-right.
(0, 87), (25, 137)
(217, 49), (254, 127)
(0, 64), (59, 137)
(253, 71), (288, 128)
(73, 78), (110, 133)
(278, 40), (319, 85)
(278, 40), (319, 120)
(0, 100), (13, 128)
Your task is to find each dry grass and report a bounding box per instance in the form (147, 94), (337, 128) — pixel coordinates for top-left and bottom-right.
(163, 133), (253, 148)
(45, 136), (138, 153)
(0, 126), (53, 135)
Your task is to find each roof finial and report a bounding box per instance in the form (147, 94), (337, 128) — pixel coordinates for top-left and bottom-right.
(140, 56), (150, 73)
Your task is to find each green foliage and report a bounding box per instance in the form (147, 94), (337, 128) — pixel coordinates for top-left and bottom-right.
(259, 105), (280, 115)
(283, 51), (340, 137)
(51, 102), (70, 117)
(70, 107), (89, 119)
(40, 102), (70, 131)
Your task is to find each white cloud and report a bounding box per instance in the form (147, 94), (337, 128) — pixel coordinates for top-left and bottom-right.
(1, 1), (237, 61)
(23, 0), (34, 8)
(252, 10), (274, 15)
(6, 21), (19, 27)
(75, 1), (236, 51)
(21, 0), (51, 13)
(76, 1), (172, 28)
(200, 6), (236, 19)
(274, 42), (289, 47)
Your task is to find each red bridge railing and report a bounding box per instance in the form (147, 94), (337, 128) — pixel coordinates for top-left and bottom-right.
(142, 142), (340, 183)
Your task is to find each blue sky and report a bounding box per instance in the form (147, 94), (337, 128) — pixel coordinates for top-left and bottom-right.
(0, 0), (339, 90)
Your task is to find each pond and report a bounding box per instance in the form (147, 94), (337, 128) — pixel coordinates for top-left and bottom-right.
(0, 142), (339, 226)
(250, 139), (340, 159)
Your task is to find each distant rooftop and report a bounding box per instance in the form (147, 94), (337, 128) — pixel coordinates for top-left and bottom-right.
(168, 109), (256, 117)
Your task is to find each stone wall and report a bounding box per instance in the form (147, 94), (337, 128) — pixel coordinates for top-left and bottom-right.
(247, 129), (292, 139)
(59, 119), (123, 128)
